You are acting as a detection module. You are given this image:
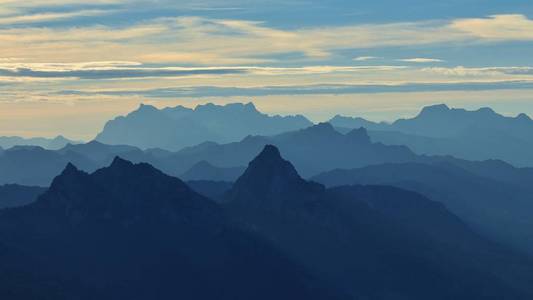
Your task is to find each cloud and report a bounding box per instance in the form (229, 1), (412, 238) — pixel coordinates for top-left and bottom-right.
(54, 81), (533, 99)
(423, 66), (533, 76)
(354, 56), (380, 61)
(0, 10), (110, 25)
(1, 14), (532, 65)
(450, 14), (533, 41)
(0, 63), (406, 80)
(398, 58), (444, 63)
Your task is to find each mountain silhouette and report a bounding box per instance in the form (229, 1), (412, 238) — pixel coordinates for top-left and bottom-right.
(0, 184), (46, 209)
(330, 104), (533, 166)
(0, 135), (79, 150)
(0, 157), (342, 300)
(168, 123), (416, 177)
(0, 145), (98, 186)
(224, 145), (533, 299)
(96, 102), (312, 150)
(312, 162), (533, 255)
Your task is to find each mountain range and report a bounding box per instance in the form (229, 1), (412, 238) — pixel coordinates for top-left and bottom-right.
(312, 162), (533, 256)
(0, 135), (79, 150)
(95, 102), (312, 151)
(0, 156), (340, 300)
(0, 124), (417, 185)
(2, 146), (533, 299)
(222, 145), (533, 299)
(163, 123), (416, 177)
(331, 104), (533, 166)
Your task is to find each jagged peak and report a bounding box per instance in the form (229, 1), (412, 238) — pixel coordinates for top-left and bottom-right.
(62, 162), (80, 175)
(241, 144), (300, 181)
(419, 104), (450, 115)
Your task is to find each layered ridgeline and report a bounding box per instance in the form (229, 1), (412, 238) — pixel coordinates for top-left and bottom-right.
(312, 162), (533, 256)
(223, 145), (533, 299)
(0, 124), (416, 185)
(5, 127), (533, 258)
(1, 147), (533, 299)
(95, 102), (312, 150)
(330, 104), (533, 166)
(0, 157), (340, 300)
(165, 123), (416, 178)
(0, 135), (79, 150)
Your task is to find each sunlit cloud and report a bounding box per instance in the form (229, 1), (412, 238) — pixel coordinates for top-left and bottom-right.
(1, 14), (533, 65)
(0, 10), (111, 25)
(450, 14), (533, 41)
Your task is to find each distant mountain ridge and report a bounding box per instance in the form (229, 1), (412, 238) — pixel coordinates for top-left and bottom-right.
(312, 162), (533, 255)
(96, 102), (313, 151)
(166, 123), (416, 177)
(0, 135), (80, 150)
(330, 104), (533, 166)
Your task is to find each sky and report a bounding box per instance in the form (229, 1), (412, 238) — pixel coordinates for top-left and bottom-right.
(1, 0), (533, 140)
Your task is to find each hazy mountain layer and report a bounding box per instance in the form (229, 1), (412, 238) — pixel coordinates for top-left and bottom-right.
(331, 104), (533, 166)
(313, 162), (533, 255)
(0, 135), (79, 150)
(96, 102), (312, 151)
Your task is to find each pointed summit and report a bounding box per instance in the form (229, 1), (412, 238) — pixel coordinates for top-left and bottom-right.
(345, 127), (371, 144)
(243, 145), (300, 180)
(110, 156), (134, 169)
(228, 145), (324, 211)
(62, 162), (80, 175)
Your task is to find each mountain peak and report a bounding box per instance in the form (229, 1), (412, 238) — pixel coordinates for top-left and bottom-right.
(237, 145), (301, 185)
(345, 127), (371, 144)
(62, 162), (80, 175)
(244, 102), (258, 111)
(228, 145), (324, 212)
(516, 113), (532, 121)
(258, 144), (282, 160)
(419, 104), (450, 116)
(476, 107), (497, 115)
(110, 156), (134, 169)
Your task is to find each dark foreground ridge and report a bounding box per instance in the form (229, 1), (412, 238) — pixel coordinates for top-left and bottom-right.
(0, 156), (341, 300)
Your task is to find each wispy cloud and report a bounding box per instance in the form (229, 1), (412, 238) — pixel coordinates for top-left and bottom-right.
(423, 66), (533, 76)
(1, 14), (533, 65)
(0, 63), (407, 80)
(354, 56), (380, 61)
(0, 10), (110, 25)
(398, 58), (444, 63)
